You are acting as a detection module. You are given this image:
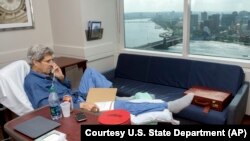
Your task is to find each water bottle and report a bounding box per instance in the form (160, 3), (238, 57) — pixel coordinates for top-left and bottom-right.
(48, 86), (62, 120)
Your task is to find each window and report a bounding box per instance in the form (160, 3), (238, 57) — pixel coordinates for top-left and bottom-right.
(190, 0), (250, 60)
(123, 0), (250, 60)
(124, 0), (183, 53)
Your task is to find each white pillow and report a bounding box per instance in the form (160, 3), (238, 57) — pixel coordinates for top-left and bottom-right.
(130, 109), (180, 125)
(0, 60), (34, 116)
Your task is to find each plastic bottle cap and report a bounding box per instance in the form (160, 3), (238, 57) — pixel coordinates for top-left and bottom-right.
(49, 86), (55, 92)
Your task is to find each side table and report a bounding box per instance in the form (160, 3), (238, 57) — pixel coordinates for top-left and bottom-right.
(54, 57), (88, 75)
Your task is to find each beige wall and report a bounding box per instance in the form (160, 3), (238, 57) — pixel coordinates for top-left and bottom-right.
(48, 0), (118, 72)
(0, 0), (53, 68)
(0, 0), (118, 72)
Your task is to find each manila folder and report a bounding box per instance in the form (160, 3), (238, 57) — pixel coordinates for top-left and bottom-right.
(86, 88), (117, 103)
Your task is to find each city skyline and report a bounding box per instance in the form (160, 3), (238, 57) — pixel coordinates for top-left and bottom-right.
(124, 0), (250, 13)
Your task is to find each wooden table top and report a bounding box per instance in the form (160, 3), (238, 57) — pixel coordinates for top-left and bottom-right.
(4, 106), (99, 141)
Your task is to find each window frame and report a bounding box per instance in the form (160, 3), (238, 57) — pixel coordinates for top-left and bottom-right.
(118, 0), (250, 68)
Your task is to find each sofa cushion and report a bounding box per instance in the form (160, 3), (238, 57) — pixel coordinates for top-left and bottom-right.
(147, 57), (191, 89)
(188, 60), (244, 96)
(115, 54), (151, 82)
(111, 78), (186, 101)
(176, 104), (228, 124)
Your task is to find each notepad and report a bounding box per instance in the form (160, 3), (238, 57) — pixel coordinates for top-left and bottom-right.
(14, 116), (61, 139)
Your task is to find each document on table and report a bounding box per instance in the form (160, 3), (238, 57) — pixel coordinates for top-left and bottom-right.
(95, 101), (114, 111)
(35, 130), (66, 141)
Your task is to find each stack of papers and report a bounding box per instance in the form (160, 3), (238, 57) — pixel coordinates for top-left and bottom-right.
(35, 130), (67, 141)
(85, 88), (117, 112)
(95, 101), (114, 111)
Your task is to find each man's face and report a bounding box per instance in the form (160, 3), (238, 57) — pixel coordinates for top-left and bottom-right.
(33, 54), (54, 75)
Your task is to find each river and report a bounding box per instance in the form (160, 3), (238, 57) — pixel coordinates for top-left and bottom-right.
(125, 19), (250, 60)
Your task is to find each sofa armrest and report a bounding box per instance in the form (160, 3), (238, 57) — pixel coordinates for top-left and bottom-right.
(227, 81), (249, 124)
(102, 69), (115, 80)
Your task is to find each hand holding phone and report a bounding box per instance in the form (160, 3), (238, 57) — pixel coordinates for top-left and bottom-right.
(51, 63), (64, 81)
(75, 112), (87, 122)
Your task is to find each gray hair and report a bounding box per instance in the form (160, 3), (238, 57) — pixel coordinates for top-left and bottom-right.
(27, 44), (54, 66)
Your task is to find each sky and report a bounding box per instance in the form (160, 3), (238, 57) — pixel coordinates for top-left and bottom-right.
(124, 0), (250, 13)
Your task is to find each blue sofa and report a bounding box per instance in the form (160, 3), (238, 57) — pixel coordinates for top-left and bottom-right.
(103, 53), (249, 124)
